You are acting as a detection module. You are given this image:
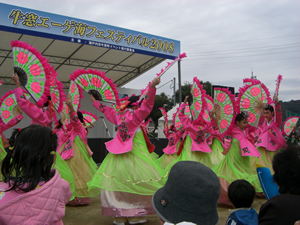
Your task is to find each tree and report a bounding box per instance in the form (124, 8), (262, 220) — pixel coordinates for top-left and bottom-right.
(146, 92), (174, 132)
(174, 80), (212, 103)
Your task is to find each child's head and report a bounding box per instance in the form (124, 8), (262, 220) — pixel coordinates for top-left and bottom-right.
(235, 111), (249, 130)
(228, 179), (255, 208)
(1, 125), (57, 192)
(263, 104), (274, 120)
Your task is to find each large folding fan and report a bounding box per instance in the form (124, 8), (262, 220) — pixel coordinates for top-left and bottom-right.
(173, 106), (191, 131)
(237, 82), (272, 127)
(0, 90), (30, 124)
(189, 77), (206, 122)
(282, 116), (299, 136)
(11, 40), (50, 107)
(49, 66), (66, 113)
(203, 95), (214, 123)
(70, 69), (120, 105)
(213, 88), (235, 137)
(81, 109), (98, 127)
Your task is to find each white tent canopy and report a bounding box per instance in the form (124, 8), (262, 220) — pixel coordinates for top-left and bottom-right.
(157, 104), (180, 138)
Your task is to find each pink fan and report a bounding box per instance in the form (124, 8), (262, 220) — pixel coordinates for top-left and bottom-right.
(70, 69), (119, 105)
(189, 77), (206, 122)
(213, 88), (236, 137)
(237, 82), (272, 127)
(282, 116), (299, 136)
(11, 40), (51, 107)
(49, 67), (66, 113)
(173, 106), (191, 131)
(0, 90), (30, 124)
(138, 53), (187, 103)
(81, 109), (98, 127)
(203, 95), (214, 123)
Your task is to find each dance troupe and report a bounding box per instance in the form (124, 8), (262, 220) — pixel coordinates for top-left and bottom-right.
(0, 41), (290, 225)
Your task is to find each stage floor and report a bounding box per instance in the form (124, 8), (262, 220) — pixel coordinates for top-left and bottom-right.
(63, 195), (267, 225)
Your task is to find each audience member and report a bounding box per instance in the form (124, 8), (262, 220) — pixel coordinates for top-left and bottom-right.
(258, 146), (300, 224)
(152, 161), (220, 225)
(226, 179), (258, 225)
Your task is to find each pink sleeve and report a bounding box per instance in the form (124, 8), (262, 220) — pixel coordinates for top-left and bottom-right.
(93, 101), (118, 125)
(0, 114), (23, 133)
(275, 102), (282, 128)
(178, 103), (193, 130)
(132, 86), (156, 124)
(211, 119), (218, 130)
(69, 111), (86, 135)
(15, 87), (48, 123)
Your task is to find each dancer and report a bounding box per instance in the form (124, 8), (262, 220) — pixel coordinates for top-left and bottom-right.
(212, 112), (262, 205)
(254, 96), (286, 172)
(56, 96), (99, 205)
(0, 125), (72, 224)
(88, 77), (168, 225)
(158, 124), (184, 168)
(12, 73), (56, 128)
(174, 96), (213, 168)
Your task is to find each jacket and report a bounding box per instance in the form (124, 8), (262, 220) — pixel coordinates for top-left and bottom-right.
(93, 86), (156, 154)
(0, 169), (72, 225)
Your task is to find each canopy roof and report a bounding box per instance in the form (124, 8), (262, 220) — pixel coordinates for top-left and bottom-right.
(0, 3), (180, 88)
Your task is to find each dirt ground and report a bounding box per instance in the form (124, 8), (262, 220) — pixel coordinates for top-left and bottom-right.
(63, 195), (267, 225)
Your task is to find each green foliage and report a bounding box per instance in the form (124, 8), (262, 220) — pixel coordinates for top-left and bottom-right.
(146, 92), (174, 131)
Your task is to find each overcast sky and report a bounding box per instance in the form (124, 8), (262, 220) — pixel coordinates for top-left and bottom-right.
(2, 0), (299, 101)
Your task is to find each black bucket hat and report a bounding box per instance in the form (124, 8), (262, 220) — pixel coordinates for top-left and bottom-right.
(152, 161), (220, 225)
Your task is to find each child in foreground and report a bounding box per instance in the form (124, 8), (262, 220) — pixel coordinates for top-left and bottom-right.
(226, 179), (258, 225)
(0, 125), (72, 224)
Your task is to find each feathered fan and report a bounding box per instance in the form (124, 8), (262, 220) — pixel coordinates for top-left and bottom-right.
(11, 40), (50, 107)
(0, 90), (30, 124)
(70, 69), (120, 105)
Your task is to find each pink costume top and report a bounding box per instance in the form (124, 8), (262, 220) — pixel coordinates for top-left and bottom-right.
(15, 87), (55, 128)
(178, 103), (212, 153)
(255, 103), (286, 151)
(56, 111), (93, 160)
(93, 86), (156, 154)
(206, 120), (224, 146)
(162, 129), (184, 154)
(230, 125), (261, 157)
(0, 170), (72, 225)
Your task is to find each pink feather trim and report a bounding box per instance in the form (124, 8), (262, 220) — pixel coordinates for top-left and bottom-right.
(11, 40), (51, 107)
(70, 68), (120, 105)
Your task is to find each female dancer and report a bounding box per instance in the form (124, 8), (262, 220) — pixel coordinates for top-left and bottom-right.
(56, 96), (99, 205)
(88, 77), (168, 225)
(158, 124), (184, 168)
(254, 96), (286, 172)
(174, 96), (213, 168)
(212, 112), (262, 205)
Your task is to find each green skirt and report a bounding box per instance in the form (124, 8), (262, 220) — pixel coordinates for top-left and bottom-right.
(52, 152), (76, 200)
(0, 138), (7, 181)
(87, 131), (169, 195)
(158, 141), (180, 169)
(62, 137), (100, 198)
(209, 138), (225, 166)
(212, 138), (262, 192)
